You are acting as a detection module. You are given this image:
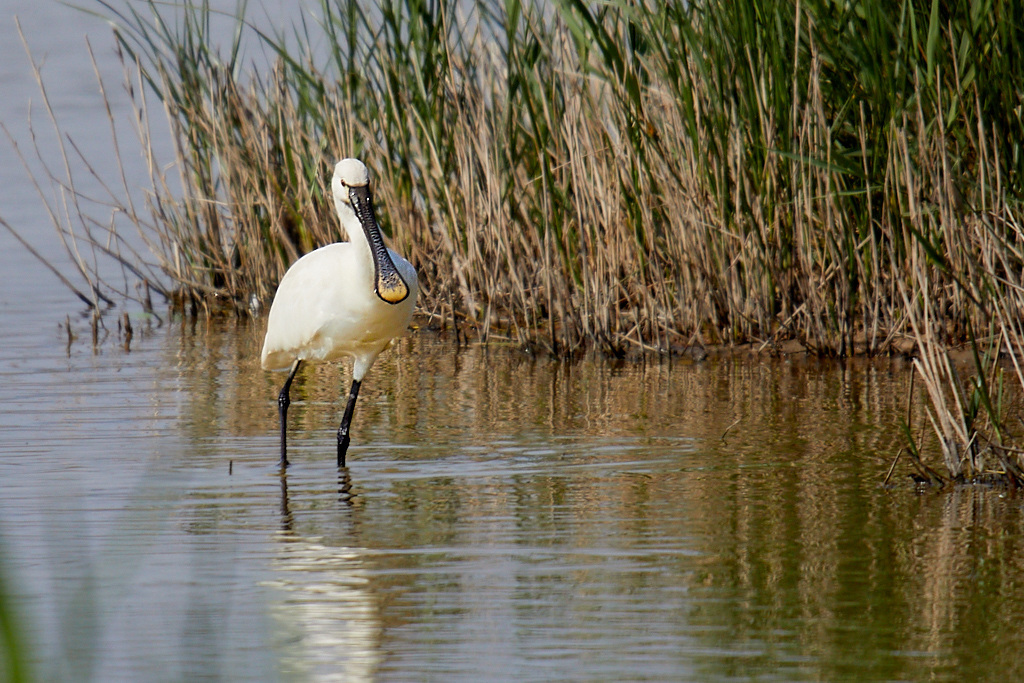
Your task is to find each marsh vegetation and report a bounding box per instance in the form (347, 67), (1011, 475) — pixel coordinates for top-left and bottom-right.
(10, 0), (1024, 482)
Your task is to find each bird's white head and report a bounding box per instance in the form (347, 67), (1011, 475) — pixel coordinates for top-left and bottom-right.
(332, 158), (370, 205)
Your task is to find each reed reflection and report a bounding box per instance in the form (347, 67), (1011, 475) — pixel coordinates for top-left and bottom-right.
(168, 320), (1024, 679)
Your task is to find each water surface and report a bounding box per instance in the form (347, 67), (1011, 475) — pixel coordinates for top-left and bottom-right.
(3, 312), (1024, 681)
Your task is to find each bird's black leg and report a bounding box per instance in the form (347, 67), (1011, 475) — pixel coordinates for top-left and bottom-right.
(278, 359), (302, 468)
(337, 379), (362, 467)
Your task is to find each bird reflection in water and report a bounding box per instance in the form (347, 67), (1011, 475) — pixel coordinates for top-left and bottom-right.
(278, 468), (355, 533)
(267, 467), (381, 681)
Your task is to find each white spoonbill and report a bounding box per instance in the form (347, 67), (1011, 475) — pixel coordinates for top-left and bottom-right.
(261, 158), (418, 468)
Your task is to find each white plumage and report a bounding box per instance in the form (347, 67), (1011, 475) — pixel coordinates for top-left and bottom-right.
(260, 242), (417, 379)
(261, 158), (417, 467)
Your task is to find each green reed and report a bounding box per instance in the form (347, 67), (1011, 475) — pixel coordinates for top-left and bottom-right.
(0, 547), (32, 683)
(26, 0), (1024, 481)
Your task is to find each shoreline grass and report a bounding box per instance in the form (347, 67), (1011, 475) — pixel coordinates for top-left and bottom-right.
(10, 0), (1024, 484)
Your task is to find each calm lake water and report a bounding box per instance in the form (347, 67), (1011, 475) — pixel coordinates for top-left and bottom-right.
(4, 3), (1024, 682)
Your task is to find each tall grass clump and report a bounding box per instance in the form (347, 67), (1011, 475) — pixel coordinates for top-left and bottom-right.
(81, 0), (1024, 348)
(18, 0), (1024, 482)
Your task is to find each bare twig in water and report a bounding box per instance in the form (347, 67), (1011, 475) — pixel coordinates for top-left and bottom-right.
(883, 448), (902, 486)
(721, 416), (741, 444)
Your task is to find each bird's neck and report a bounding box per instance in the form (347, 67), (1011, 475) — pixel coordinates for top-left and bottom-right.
(336, 200), (376, 280)
(336, 201), (368, 249)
